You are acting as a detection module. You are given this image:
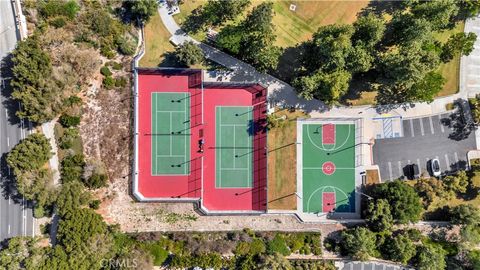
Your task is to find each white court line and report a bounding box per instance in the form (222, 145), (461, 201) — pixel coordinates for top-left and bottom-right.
(233, 125), (236, 168)
(445, 154), (450, 168)
(409, 119), (415, 137)
(169, 112), (172, 155)
(429, 117), (434, 134)
(221, 168), (249, 170)
(155, 110), (185, 112)
(438, 115), (445, 133)
(184, 93), (187, 174)
(398, 161), (402, 176)
(388, 162), (393, 180)
(419, 118), (425, 136)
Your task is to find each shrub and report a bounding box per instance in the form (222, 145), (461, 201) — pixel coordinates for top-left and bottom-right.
(59, 114), (81, 128)
(108, 61), (123, 70)
(100, 66), (112, 77)
(60, 154), (85, 183)
(100, 46), (116, 59)
(114, 77), (128, 88)
(49, 16), (67, 28)
(89, 199), (101, 210)
(39, 0), (79, 20)
(147, 244), (169, 266)
(33, 205), (45, 218)
(116, 36), (136, 56)
(85, 173), (108, 189)
(64, 95), (82, 107)
(267, 234), (290, 256)
(59, 127), (79, 150)
(103, 76), (115, 89)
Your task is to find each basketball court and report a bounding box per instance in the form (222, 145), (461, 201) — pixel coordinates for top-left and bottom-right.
(297, 120), (357, 214)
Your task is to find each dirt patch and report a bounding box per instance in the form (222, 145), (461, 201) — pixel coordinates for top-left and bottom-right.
(267, 109), (308, 210)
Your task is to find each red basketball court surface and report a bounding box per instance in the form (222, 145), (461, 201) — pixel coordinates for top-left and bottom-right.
(135, 69), (267, 212)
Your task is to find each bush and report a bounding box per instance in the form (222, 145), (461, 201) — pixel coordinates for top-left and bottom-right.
(59, 114), (81, 128)
(267, 234), (290, 256)
(147, 244), (169, 266)
(100, 66), (112, 77)
(33, 205), (45, 218)
(103, 76), (115, 89)
(60, 154), (85, 183)
(59, 127), (80, 150)
(89, 199), (101, 210)
(49, 16), (67, 28)
(39, 0), (79, 20)
(116, 36), (136, 56)
(100, 46), (116, 59)
(115, 77), (128, 88)
(64, 96), (82, 107)
(108, 61), (123, 70)
(85, 173), (108, 189)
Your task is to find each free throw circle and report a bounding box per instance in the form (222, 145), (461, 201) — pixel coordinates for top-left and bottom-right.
(322, 161), (336, 175)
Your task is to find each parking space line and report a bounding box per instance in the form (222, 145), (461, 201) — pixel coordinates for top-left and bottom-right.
(419, 118), (425, 136)
(429, 117), (434, 134)
(398, 161), (402, 177)
(417, 158), (421, 174)
(409, 119), (415, 137)
(445, 154), (450, 169)
(388, 162), (393, 180)
(454, 152), (459, 163)
(438, 115), (445, 133)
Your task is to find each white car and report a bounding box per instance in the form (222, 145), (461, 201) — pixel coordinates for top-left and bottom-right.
(430, 159), (441, 177)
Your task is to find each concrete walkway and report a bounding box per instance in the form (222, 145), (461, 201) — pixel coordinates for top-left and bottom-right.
(41, 120), (60, 186)
(159, 7), (480, 119)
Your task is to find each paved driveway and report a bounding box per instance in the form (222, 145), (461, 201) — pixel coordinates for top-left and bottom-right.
(339, 261), (413, 270)
(373, 112), (477, 181)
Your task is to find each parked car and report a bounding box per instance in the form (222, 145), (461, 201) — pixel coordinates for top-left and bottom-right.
(409, 163), (420, 179)
(430, 159), (441, 177)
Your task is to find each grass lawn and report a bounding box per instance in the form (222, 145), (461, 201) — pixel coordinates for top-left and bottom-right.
(267, 108), (308, 210)
(140, 13), (177, 68)
(434, 21), (465, 97)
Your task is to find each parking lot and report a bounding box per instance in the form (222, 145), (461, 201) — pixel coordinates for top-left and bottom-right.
(373, 112), (477, 181)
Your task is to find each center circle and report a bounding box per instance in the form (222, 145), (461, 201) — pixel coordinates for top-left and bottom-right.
(322, 161), (336, 175)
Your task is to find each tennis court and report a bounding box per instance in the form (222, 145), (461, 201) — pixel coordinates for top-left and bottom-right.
(301, 123), (356, 213)
(151, 92), (190, 175)
(215, 106), (253, 188)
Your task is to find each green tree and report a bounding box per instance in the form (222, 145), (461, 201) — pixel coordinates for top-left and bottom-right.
(203, 0), (251, 26)
(410, 0), (459, 30)
(352, 13), (386, 49)
(461, 0), (480, 16)
(7, 133), (52, 174)
(60, 154), (85, 183)
(450, 204), (480, 225)
(175, 41), (205, 67)
(10, 35), (55, 123)
(370, 180), (423, 223)
(381, 234), (416, 264)
(415, 177), (448, 205)
(294, 69), (351, 104)
(38, 0), (80, 20)
(390, 13), (433, 45)
(340, 227), (377, 261)
(441, 32), (478, 62)
(56, 181), (92, 216)
(0, 237), (44, 270)
(57, 208), (109, 253)
(238, 2), (280, 72)
(267, 234), (290, 256)
(365, 199), (393, 232)
(443, 170), (469, 194)
(123, 0), (158, 24)
(415, 244), (447, 270)
(460, 225), (480, 249)
(216, 25), (243, 54)
(85, 173), (108, 189)
(468, 250), (480, 270)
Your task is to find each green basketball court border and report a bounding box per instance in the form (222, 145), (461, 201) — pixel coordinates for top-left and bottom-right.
(215, 106), (253, 188)
(151, 92), (190, 175)
(296, 119), (360, 215)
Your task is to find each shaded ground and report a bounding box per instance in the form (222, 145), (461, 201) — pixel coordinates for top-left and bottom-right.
(267, 109), (307, 210)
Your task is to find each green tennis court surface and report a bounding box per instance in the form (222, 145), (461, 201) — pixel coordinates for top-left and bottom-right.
(302, 123), (355, 213)
(151, 92), (190, 175)
(216, 106), (253, 188)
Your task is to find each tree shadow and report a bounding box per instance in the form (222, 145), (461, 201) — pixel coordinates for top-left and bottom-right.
(1, 53), (22, 127)
(271, 44), (305, 84)
(0, 152), (23, 203)
(358, 0), (405, 17)
(340, 74), (377, 106)
(181, 6), (208, 34)
(440, 99), (477, 141)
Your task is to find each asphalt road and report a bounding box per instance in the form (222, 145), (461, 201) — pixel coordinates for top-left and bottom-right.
(373, 112), (477, 181)
(0, 0), (34, 242)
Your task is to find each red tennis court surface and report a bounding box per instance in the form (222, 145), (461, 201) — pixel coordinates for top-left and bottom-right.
(135, 69), (267, 212)
(322, 124), (335, 144)
(322, 192), (336, 212)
